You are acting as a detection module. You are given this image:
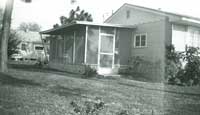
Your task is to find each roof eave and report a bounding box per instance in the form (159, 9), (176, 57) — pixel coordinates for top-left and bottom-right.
(40, 21), (136, 35)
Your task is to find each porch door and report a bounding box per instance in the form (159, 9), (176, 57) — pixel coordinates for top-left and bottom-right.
(98, 34), (115, 74)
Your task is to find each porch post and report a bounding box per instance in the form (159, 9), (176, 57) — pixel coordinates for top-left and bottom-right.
(73, 31), (76, 64)
(97, 27), (101, 67)
(84, 26), (88, 64)
(112, 28), (116, 68)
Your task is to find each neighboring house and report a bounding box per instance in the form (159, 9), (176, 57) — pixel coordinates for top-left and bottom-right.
(14, 31), (49, 61)
(40, 3), (200, 82)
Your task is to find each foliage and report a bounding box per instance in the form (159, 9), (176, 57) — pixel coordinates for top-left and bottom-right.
(0, 10), (21, 58)
(83, 65), (97, 78)
(7, 30), (21, 58)
(0, 8), (3, 29)
(116, 110), (129, 115)
(70, 97), (105, 115)
(178, 47), (200, 86)
(165, 45), (200, 86)
(18, 22), (41, 32)
(54, 6), (93, 27)
(165, 45), (183, 84)
(0, 0), (32, 72)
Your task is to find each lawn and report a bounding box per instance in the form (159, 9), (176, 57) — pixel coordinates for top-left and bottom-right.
(0, 65), (200, 115)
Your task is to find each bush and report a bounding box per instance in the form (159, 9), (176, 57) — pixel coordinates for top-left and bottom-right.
(165, 45), (183, 84)
(83, 65), (97, 78)
(165, 45), (200, 86)
(179, 47), (200, 86)
(70, 97), (105, 115)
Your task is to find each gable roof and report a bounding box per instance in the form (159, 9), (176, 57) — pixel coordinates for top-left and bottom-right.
(105, 3), (200, 23)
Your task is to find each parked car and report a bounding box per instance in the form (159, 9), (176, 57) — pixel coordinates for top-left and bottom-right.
(10, 53), (23, 61)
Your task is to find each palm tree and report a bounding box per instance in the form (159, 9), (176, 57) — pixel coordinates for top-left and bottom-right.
(0, 0), (31, 72)
(59, 6), (93, 25)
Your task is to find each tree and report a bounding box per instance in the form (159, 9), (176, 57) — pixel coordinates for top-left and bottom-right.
(7, 30), (21, 58)
(0, 0), (14, 72)
(54, 6), (93, 27)
(0, 0), (31, 73)
(19, 22), (41, 32)
(0, 9), (3, 29)
(0, 8), (21, 59)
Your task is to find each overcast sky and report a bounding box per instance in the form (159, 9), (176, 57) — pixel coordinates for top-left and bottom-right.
(1, 0), (200, 30)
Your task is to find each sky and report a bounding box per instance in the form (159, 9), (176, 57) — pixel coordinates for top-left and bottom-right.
(1, 0), (200, 31)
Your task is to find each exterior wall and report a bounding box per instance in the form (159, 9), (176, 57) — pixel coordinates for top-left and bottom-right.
(18, 41), (47, 60)
(105, 5), (165, 25)
(116, 28), (132, 65)
(105, 4), (181, 25)
(131, 19), (171, 82)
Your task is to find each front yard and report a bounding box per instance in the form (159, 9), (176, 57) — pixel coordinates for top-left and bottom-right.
(0, 66), (200, 115)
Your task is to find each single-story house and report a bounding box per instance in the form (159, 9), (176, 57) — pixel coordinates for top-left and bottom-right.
(13, 31), (49, 61)
(40, 3), (200, 82)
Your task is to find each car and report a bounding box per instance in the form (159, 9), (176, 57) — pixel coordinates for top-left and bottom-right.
(10, 53), (23, 61)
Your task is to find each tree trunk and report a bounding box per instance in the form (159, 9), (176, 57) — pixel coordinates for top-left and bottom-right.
(0, 0), (14, 73)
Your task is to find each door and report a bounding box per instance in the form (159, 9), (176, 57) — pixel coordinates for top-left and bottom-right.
(98, 34), (115, 74)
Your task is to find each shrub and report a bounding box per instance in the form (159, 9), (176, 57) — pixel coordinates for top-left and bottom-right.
(116, 110), (129, 115)
(165, 45), (200, 86)
(165, 45), (183, 84)
(70, 97), (105, 115)
(83, 65), (97, 78)
(179, 47), (200, 86)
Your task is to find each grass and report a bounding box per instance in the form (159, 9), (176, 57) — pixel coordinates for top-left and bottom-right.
(0, 65), (200, 114)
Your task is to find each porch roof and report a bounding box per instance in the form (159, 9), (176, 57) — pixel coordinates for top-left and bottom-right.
(40, 21), (136, 35)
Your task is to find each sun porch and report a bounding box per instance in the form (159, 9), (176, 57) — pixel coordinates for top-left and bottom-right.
(40, 21), (135, 75)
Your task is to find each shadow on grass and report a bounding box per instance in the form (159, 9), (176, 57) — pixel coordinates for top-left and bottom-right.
(0, 72), (41, 87)
(49, 85), (88, 98)
(9, 64), (83, 78)
(119, 82), (200, 97)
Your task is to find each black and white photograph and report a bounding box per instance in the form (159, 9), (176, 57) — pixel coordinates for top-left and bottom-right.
(0, 0), (200, 114)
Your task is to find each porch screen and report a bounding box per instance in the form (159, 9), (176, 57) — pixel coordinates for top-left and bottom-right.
(75, 28), (85, 64)
(87, 26), (99, 64)
(64, 33), (74, 64)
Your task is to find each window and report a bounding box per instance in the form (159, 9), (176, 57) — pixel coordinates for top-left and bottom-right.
(134, 34), (147, 47)
(187, 27), (200, 47)
(21, 43), (26, 50)
(35, 46), (44, 50)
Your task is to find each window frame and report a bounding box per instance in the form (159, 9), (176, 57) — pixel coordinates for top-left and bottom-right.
(134, 33), (147, 48)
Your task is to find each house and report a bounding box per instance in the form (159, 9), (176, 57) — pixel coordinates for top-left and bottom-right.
(13, 31), (49, 61)
(40, 3), (200, 82)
